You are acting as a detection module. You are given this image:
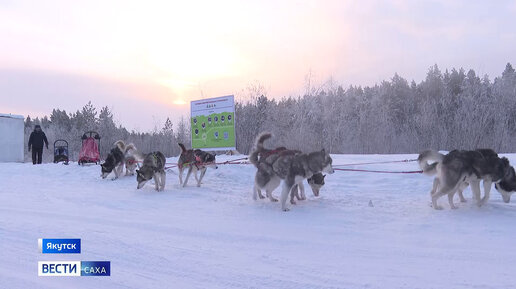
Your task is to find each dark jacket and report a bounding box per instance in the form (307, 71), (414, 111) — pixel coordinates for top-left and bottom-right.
(28, 130), (49, 149)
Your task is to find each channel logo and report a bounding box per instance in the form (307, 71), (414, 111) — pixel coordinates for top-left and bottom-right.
(38, 261), (81, 277)
(38, 238), (81, 254)
(38, 261), (110, 277)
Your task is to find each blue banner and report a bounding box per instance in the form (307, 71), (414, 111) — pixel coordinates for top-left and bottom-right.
(39, 238), (81, 254)
(81, 261), (111, 276)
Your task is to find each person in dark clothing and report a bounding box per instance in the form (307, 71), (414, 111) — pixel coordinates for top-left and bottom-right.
(28, 125), (49, 164)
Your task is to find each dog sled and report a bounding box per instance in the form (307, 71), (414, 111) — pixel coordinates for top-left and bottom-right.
(53, 139), (69, 165)
(78, 131), (101, 165)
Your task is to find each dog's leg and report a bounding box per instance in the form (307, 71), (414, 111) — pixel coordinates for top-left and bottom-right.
(458, 188), (467, 203)
(160, 171), (166, 191)
(479, 180), (492, 206)
(253, 184), (259, 200)
(112, 165), (121, 180)
(266, 177), (281, 202)
(299, 183), (306, 200)
(197, 168), (207, 187)
(448, 191), (458, 209)
(153, 173), (159, 191)
(178, 167), (184, 186)
(431, 185), (454, 210)
(194, 171), (199, 183)
(290, 185), (298, 205)
(429, 178), (439, 198)
(183, 166), (193, 187)
(280, 179), (295, 211)
(257, 188), (265, 199)
(470, 179), (482, 205)
(118, 165), (124, 178)
(266, 189), (274, 201)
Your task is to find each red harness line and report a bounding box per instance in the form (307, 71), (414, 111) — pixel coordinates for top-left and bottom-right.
(138, 156), (422, 174)
(332, 159), (417, 167)
(334, 168), (423, 174)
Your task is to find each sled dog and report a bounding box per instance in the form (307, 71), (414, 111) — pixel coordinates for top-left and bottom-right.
(250, 133), (328, 204)
(177, 143), (218, 187)
(418, 149), (511, 209)
(101, 140), (126, 180)
(250, 132), (334, 211)
(136, 151), (166, 191)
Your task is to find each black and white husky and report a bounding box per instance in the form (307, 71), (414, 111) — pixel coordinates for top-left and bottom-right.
(101, 140), (126, 180)
(136, 151), (166, 191)
(418, 149), (511, 209)
(250, 132), (334, 211)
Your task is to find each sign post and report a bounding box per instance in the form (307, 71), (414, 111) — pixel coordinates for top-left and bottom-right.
(190, 95), (236, 151)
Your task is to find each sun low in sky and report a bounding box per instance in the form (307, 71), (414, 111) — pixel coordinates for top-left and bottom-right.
(1, 0), (515, 130)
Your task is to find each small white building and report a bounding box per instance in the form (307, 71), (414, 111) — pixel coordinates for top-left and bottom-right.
(0, 113), (24, 162)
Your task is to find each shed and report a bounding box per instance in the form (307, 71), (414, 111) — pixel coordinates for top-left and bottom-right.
(0, 113), (25, 162)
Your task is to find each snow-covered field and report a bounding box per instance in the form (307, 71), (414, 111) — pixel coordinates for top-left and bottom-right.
(2, 154), (516, 289)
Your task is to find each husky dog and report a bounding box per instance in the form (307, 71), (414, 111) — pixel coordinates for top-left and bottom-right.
(177, 143), (218, 187)
(250, 132), (334, 211)
(136, 151), (166, 191)
(250, 134), (328, 204)
(418, 149), (511, 209)
(249, 140), (296, 202)
(495, 166), (516, 203)
(124, 143), (140, 176)
(248, 135), (299, 202)
(101, 140), (126, 180)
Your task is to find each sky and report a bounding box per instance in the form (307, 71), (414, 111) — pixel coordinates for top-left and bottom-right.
(1, 0), (515, 131)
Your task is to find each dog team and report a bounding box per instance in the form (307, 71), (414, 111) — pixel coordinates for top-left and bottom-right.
(98, 132), (516, 211)
(100, 140), (217, 192)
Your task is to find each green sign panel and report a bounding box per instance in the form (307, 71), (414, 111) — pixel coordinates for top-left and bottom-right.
(191, 95), (236, 150)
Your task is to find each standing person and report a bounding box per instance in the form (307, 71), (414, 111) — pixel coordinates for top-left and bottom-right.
(28, 125), (49, 164)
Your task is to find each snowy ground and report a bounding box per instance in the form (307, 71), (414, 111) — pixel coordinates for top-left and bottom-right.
(1, 154), (516, 289)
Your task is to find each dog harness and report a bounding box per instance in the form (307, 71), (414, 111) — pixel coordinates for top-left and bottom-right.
(178, 154), (204, 169)
(151, 152), (164, 172)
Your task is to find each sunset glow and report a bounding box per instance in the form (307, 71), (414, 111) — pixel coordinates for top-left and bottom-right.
(2, 0), (515, 130)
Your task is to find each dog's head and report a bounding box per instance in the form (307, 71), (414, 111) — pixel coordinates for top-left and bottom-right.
(195, 150), (218, 169)
(493, 157), (511, 182)
(100, 157), (114, 179)
(308, 173), (326, 196)
(136, 168), (154, 189)
(495, 166), (516, 203)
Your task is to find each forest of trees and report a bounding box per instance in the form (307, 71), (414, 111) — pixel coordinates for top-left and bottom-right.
(24, 102), (190, 163)
(24, 63), (516, 162)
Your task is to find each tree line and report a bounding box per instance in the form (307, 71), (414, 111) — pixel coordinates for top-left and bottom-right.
(24, 102), (190, 163)
(24, 63), (516, 162)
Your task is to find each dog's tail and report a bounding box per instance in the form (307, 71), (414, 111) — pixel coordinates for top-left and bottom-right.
(125, 143), (137, 153)
(178, 143), (187, 153)
(125, 143), (145, 161)
(249, 132), (272, 167)
(418, 150), (445, 176)
(114, 140), (126, 152)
